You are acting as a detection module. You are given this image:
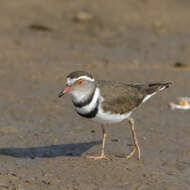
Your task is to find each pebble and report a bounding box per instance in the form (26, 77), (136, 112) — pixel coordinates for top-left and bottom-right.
(73, 12), (93, 23)
(0, 126), (18, 136)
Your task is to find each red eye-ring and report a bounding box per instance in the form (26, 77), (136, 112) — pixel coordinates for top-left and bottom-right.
(76, 79), (84, 85)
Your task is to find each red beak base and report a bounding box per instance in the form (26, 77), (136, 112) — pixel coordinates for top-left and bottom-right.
(58, 85), (72, 97)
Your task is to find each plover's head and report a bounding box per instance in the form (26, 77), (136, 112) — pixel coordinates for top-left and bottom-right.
(58, 71), (96, 102)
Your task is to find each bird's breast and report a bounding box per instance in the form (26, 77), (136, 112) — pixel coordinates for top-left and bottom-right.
(74, 88), (100, 118)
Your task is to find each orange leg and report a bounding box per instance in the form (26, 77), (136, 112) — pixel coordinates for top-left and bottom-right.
(87, 125), (109, 160)
(126, 118), (141, 160)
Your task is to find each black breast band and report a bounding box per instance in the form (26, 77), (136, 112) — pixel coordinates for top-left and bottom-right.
(76, 100), (99, 118)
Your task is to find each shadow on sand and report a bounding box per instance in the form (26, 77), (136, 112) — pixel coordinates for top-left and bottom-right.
(0, 141), (101, 159)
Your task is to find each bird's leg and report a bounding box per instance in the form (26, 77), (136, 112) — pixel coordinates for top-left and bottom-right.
(100, 125), (107, 158)
(87, 125), (109, 160)
(126, 118), (141, 160)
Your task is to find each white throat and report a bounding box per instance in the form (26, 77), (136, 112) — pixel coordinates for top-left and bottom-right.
(71, 90), (89, 103)
(74, 88), (100, 114)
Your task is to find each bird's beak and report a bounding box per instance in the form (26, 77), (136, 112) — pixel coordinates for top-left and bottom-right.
(58, 85), (72, 98)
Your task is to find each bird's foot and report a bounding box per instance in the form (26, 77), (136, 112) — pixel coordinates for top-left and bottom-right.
(126, 143), (141, 160)
(86, 154), (109, 160)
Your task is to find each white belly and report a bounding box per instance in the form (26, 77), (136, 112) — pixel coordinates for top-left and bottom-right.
(93, 104), (132, 124)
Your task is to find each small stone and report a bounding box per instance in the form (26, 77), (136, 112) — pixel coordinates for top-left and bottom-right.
(152, 21), (163, 34)
(0, 126), (18, 136)
(90, 130), (95, 133)
(41, 180), (51, 185)
(28, 24), (53, 32)
(111, 139), (119, 142)
(173, 61), (187, 68)
(73, 12), (93, 23)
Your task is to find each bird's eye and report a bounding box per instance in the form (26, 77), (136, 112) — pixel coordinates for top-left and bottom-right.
(76, 79), (84, 85)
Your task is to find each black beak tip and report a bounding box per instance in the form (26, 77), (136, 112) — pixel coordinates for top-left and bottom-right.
(58, 92), (64, 98)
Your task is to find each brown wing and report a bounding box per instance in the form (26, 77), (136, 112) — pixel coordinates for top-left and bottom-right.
(96, 80), (172, 114)
(96, 80), (145, 114)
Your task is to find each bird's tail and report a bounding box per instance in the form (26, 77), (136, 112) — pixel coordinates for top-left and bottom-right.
(145, 81), (173, 94)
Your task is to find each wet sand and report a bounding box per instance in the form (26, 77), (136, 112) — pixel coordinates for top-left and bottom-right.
(0, 0), (190, 189)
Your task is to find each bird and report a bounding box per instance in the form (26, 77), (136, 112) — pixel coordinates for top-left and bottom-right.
(58, 71), (172, 160)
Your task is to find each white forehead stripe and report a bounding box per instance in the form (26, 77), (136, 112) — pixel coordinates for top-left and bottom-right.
(66, 76), (95, 85)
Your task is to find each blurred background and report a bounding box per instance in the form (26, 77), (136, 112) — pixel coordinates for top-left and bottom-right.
(0, 0), (190, 189)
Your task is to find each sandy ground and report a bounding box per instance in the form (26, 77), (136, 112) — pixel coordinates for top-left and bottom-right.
(0, 0), (190, 189)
